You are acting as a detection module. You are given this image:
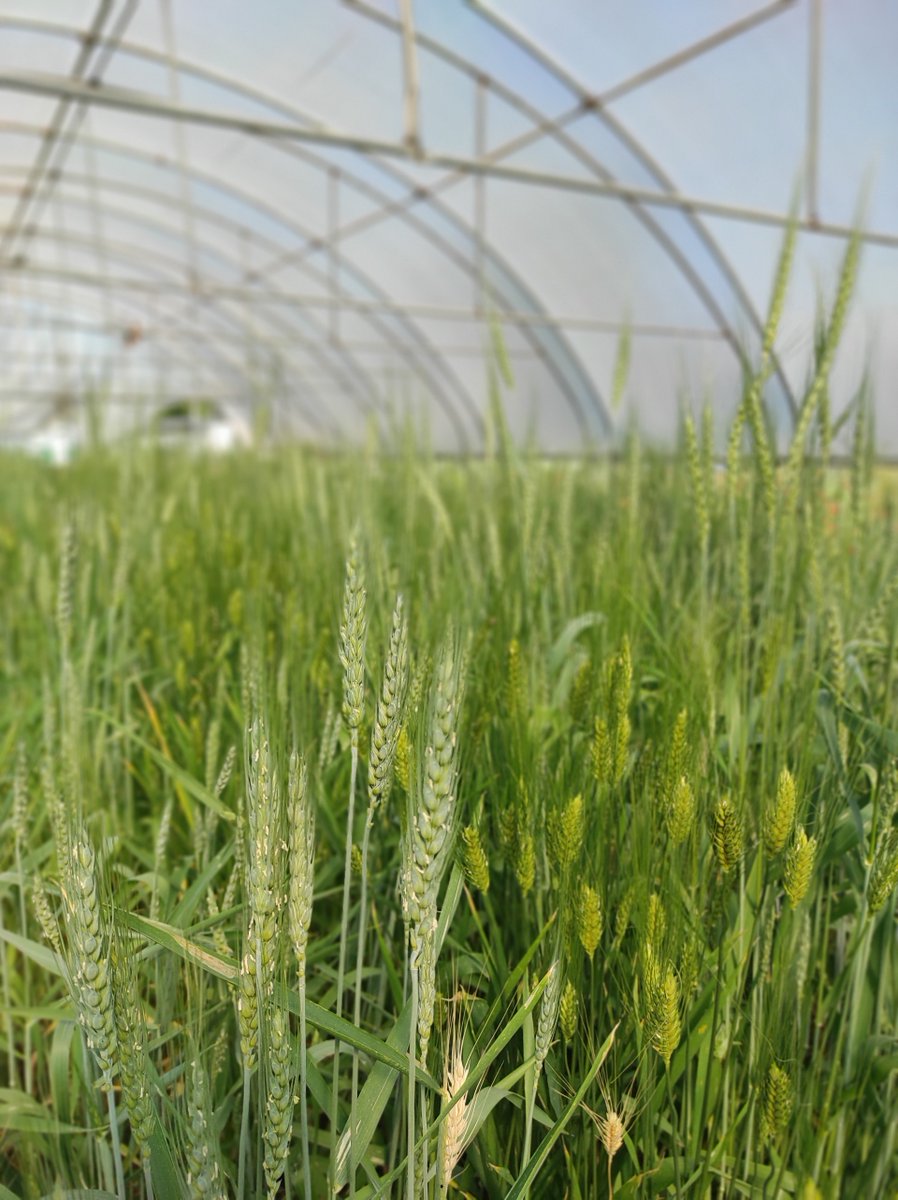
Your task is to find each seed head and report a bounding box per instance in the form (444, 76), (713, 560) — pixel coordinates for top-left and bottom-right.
(237, 951), (259, 1072)
(762, 1062), (793, 1140)
(666, 774), (695, 844)
(339, 534), (367, 734)
(577, 882), (603, 959)
(784, 828), (816, 908)
(764, 768), (797, 857)
(515, 828), (536, 895)
(651, 964), (681, 1066)
(367, 595), (409, 810)
(548, 793), (584, 872)
(262, 1006), (295, 1199)
(869, 828), (898, 912)
(559, 979), (578, 1042)
(288, 752), (315, 975)
(461, 825), (490, 893)
(535, 962), (561, 1072)
(395, 726), (411, 793)
(712, 795), (743, 873)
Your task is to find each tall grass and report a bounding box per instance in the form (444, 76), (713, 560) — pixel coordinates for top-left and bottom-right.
(1, 237), (897, 1198)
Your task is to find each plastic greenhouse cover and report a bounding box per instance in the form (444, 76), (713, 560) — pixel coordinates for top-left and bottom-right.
(0, 0), (894, 454)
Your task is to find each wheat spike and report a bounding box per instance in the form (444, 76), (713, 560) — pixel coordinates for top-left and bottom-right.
(784, 828), (817, 908)
(764, 767), (797, 856)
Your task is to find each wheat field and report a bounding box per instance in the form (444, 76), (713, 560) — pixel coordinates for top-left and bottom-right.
(2, 232), (898, 1198)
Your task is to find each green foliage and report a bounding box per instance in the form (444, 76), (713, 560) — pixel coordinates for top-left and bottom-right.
(1, 302), (897, 1196)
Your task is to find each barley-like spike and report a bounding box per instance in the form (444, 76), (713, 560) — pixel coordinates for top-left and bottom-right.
(395, 726), (412, 793)
(712, 795), (743, 873)
(514, 827), (536, 895)
(569, 658), (593, 725)
(613, 887), (634, 948)
(461, 825), (490, 893)
(577, 882), (603, 959)
(869, 829), (898, 913)
(645, 893), (667, 952)
(784, 828), (817, 908)
(547, 794), (584, 873)
(666, 776), (695, 845)
(592, 716), (612, 786)
(559, 979), (578, 1042)
(764, 767), (797, 857)
(762, 1062), (793, 1141)
(663, 711), (689, 797)
(651, 963), (681, 1066)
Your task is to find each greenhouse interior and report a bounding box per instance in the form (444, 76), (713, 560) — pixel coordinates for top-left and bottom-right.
(1, 2), (897, 1198)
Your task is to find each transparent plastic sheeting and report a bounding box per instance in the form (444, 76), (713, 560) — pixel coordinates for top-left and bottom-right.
(0, 0), (894, 454)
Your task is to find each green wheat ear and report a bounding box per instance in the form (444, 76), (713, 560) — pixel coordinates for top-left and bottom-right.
(712, 795), (743, 873)
(762, 1062), (793, 1141)
(547, 793), (585, 873)
(650, 963), (681, 1066)
(559, 979), (578, 1042)
(461, 824), (490, 893)
(666, 776), (695, 845)
(763, 767), (797, 857)
(869, 829), (898, 912)
(577, 882), (603, 959)
(784, 828), (817, 908)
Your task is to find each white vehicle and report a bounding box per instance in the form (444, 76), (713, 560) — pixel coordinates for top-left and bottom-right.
(152, 400), (252, 453)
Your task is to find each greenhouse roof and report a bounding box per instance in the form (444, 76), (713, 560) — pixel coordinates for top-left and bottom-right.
(0, 0), (895, 453)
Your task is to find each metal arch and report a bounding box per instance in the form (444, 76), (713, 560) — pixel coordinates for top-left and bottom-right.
(0, 19), (484, 449)
(0, 124), (474, 449)
(336, 0), (767, 421)
(0, 208), (337, 440)
(17, 221), (348, 439)
(2, 223), (339, 437)
(0, 167), (389, 436)
(465, 0), (801, 419)
(0, 0), (121, 262)
(0, 272), (290, 424)
(0, 281), (249, 418)
(0, 9), (885, 437)
(0, 17), (606, 441)
(89, 21), (603, 438)
(336, 4), (743, 346)
(3, 66), (894, 247)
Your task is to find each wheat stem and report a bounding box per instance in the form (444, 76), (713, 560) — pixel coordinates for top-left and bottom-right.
(407, 963), (419, 1200)
(237, 1065), (253, 1200)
